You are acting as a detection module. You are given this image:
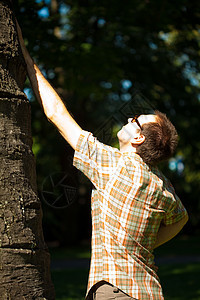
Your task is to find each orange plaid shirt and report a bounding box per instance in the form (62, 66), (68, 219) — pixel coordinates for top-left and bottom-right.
(73, 131), (187, 300)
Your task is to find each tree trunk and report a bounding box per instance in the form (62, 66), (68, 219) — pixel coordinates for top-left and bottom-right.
(0, 1), (55, 299)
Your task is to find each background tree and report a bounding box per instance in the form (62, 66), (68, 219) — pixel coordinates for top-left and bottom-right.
(0, 0), (55, 298)
(14, 0), (200, 246)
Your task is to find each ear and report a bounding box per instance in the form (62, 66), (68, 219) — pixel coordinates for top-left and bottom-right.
(130, 134), (145, 146)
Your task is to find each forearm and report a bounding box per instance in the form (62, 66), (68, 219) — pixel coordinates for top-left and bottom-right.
(16, 21), (81, 149)
(154, 214), (189, 249)
(29, 61), (81, 149)
(26, 60), (68, 122)
(25, 57), (60, 118)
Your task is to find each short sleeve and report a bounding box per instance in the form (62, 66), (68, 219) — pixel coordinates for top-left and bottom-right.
(73, 130), (121, 189)
(163, 192), (188, 225)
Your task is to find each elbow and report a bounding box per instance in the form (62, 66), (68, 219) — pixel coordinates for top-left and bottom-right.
(44, 108), (55, 121)
(178, 213), (189, 232)
(45, 102), (66, 123)
(183, 212), (189, 225)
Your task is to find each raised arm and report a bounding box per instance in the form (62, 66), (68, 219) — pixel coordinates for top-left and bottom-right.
(16, 21), (82, 150)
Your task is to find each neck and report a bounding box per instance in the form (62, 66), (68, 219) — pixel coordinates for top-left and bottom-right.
(119, 142), (137, 153)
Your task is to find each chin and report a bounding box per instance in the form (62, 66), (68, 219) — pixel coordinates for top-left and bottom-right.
(117, 128), (129, 143)
(117, 129), (125, 142)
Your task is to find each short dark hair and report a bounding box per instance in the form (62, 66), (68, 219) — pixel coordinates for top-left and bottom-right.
(136, 111), (178, 165)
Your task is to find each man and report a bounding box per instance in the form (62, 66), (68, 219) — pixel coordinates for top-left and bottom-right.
(17, 22), (188, 300)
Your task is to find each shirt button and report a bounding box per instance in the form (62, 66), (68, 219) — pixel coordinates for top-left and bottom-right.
(113, 287), (119, 293)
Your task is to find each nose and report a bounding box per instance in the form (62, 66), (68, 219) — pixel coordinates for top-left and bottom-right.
(128, 118), (133, 123)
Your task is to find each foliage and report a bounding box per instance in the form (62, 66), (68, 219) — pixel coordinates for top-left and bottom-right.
(14, 0), (200, 243)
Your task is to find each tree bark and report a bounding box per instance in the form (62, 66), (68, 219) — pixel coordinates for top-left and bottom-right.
(0, 1), (55, 299)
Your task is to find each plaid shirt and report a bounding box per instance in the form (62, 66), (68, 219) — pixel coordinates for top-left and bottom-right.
(73, 130), (187, 300)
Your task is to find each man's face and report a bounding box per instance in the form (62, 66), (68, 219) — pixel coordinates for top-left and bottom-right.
(117, 114), (157, 144)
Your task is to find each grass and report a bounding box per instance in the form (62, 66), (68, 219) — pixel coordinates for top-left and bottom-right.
(50, 245), (90, 300)
(158, 263), (200, 300)
(154, 235), (200, 256)
(50, 245), (91, 260)
(51, 269), (88, 300)
(50, 235), (200, 300)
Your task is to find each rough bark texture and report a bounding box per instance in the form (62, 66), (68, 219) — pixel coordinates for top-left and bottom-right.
(0, 1), (55, 299)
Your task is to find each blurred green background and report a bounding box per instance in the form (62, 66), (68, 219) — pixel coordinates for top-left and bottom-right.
(50, 236), (200, 299)
(14, 0), (200, 298)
